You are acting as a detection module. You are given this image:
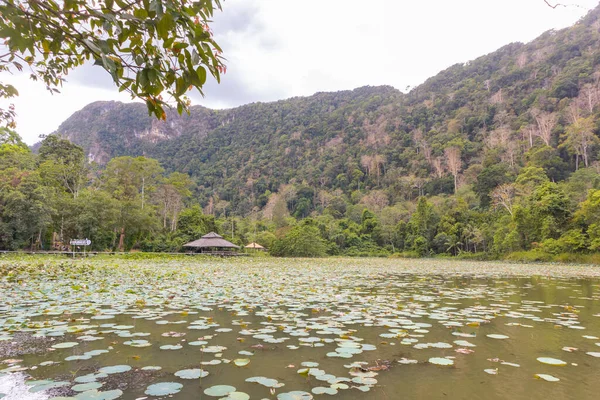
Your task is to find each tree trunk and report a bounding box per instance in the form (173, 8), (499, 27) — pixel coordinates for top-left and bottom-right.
(118, 227), (125, 252)
(141, 177), (145, 209)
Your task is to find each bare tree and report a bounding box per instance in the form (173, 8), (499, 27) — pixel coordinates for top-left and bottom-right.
(205, 196), (215, 216)
(432, 157), (445, 178)
(361, 154), (386, 184)
(360, 190), (389, 212)
(360, 155), (373, 176)
(445, 147), (462, 194)
(422, 141), (432, 163)
(521, 124), (537, 149)
(566, 101), (581, 124)
(491, 183), (516, 216)
(564, 116), (599, 169)
(532, 109), (557, 146)
(579, 83), (600, 114)
(373, 154), (386, 184)
(412, 129), (424, 154)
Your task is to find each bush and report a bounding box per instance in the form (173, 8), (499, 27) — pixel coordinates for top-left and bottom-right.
(504, 250), (553, 262)
(390, 251), (421, 258)
(541, 230), (587, 254)
(270, 222), (327, 257)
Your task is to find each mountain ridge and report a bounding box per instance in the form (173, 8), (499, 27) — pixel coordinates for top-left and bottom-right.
(50, 5), (600, 215)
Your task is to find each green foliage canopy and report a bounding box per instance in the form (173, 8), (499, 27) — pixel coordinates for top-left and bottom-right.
(0, 0), (225, 124)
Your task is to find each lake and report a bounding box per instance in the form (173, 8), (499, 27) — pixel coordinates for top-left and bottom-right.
(1, 256), (600, 399)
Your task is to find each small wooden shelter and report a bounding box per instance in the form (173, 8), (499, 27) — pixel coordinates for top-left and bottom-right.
(245, 242), (266, 251)
(183, 232), (240, 254)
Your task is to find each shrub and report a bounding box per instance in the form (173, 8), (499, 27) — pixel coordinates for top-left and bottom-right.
(270, 222), (327, 257)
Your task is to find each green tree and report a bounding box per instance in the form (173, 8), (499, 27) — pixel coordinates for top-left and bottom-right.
(0, 129), (34, 170)
(38, 135), (86, 198)
(101, 156), (160, 250)
(0, 170), (52, 249)
(177, 205), (218, 240)
(155, 172), (193, 231)
(271, 220), (327, 257)
(0, 0), (225, 123)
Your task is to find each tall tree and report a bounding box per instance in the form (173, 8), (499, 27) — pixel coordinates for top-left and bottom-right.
(445, 147), (462, 194)
(38, 135), (86, 199)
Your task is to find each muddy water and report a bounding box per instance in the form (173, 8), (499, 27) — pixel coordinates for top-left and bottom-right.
(1, 259), (600, 399)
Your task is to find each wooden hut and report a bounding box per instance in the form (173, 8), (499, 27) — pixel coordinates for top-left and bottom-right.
(183, 232), (240, 255)
(245, 242), (266, 251)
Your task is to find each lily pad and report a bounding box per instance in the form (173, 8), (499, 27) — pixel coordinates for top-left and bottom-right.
(144, 382), (183, 396)
(277, 392), (313, 400)
(429, 357), (454, 366)
(535, 374), (560, 382)
(98, 365), (131, 374)
(174, 368), (208, 379)
(537, 357), (567, 366)
(141, 366), (162, 371)
(159, 344), (182, 350)
(74, 389), (123, 400)
(233, 358), (250, 367)
(72, 382), (103, 392)
(486, 334), (509, 340)
(222, 392), (250, 400)
(52, 342), (79, 349)
(204, 385), (236, 397)
(312, 387), (337, 395)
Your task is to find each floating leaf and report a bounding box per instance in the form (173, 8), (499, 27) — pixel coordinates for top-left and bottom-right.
(537, 357), (567, 366)
(174, 368), (208, 379)
(277, 392), (313, 400)
(428, 357), (454, 366)
(74, 389), (123, 400)
(486, 334), (509, 340)
(159, 344), (182, 350)
(233, 358), (250, 367)
(72, 382), (103, 392)
(204, 385), (236, 397)
(52, 342), (79, 349)
(98, 365), (131, 374)
(535, 374), (560, 382)
(144, 382), (183, 396)
(312, 387), (337, 395)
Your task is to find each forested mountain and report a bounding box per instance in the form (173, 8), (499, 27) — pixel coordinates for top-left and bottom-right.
(5, 5), (600, 259)
(55, 6), (600, 213)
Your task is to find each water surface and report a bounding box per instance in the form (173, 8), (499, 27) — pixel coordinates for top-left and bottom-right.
(1, 258), (600, 399)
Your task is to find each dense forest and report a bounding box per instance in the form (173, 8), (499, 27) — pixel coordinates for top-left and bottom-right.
(5, 7), (600, 260)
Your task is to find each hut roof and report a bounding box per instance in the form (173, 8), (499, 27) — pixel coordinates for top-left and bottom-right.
(245, 242), (265, 249)
(183, 232), (240, 249)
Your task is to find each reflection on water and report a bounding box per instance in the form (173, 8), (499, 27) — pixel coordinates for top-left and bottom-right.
(0, 373), (48, 400)
(1, 260), (600, 399)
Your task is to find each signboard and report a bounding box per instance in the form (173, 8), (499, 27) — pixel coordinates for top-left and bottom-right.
(70, 239), (91, 246)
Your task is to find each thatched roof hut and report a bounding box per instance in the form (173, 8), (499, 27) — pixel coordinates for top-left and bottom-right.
(245, 242), (265, 250)
(183, 232), (240, 252)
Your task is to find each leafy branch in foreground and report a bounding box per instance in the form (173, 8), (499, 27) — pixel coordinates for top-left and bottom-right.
(0, 0), (226, 124)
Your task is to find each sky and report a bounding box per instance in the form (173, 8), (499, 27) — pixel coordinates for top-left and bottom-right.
(3, 0), (599, 144)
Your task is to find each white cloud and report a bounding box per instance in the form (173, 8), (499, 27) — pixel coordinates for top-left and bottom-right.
(1, 0), (597, 144)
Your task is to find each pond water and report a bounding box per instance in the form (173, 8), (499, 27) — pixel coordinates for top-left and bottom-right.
(1, 258), (600, 400)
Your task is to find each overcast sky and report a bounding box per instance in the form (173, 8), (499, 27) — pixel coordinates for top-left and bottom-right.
(3, 0), (599, 144)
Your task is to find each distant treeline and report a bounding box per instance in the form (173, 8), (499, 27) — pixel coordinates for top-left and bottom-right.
(2, 129), (600, 261)
(5, 7), (600, 259)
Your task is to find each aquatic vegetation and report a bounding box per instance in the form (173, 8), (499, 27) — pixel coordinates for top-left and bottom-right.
(1, 256), (600, 399)
(144, 382), (182, 396)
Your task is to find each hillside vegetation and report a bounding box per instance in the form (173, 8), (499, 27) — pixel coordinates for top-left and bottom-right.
(5, 6), (600, 259)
